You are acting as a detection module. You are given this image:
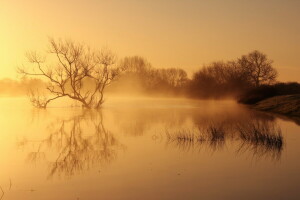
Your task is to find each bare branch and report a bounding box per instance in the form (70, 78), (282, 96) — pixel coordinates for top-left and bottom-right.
(20, 38), (120, 109)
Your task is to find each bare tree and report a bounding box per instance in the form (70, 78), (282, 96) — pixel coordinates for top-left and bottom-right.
(18, 38), (121, 109)
(120, 56), (152, 74)
(238, 50), (277, 87)
(157, 68), (188, 87)
(27, 89), (49, 109)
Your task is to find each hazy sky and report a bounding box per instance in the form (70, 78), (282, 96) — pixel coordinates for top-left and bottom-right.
(0, 0), (299, 81)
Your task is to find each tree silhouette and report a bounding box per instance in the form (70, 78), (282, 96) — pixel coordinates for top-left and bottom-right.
(238, 50), (277, 87)
(18, 38), (122, 109)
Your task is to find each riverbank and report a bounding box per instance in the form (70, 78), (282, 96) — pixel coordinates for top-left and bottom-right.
(251, 94), (300, 118)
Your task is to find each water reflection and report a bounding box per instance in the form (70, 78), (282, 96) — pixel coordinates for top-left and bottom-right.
(236, 120), (283, 160)
(165, 118), (283, 160)
(19, 111), (123, 178)
(19, 103), (286, 179)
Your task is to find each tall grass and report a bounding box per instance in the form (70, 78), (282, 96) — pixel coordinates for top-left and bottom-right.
(165, 119), (284, 160)
(166, 123), (226, 152)
(236, 120), (283, 160)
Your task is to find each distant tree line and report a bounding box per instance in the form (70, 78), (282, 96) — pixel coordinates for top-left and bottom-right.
(108, 56), (188, 96)
(188, 50), (278, 98)
(0, 78), (45, 97)
(238, 82), (300, 104)
(9, 37), (299, 108)
(111, 50), (279, 99)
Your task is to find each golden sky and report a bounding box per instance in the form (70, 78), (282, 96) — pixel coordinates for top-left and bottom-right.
(0, 0), (299, 81)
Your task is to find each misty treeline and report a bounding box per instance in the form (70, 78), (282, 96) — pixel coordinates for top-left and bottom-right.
(2, 38), (297, 108)
(113, 50), (279, 98)
(108, 56), (188, 96)
(117, 51), (300, 102)
(0, 78), (45, 97)
(16, 38), (190, 108)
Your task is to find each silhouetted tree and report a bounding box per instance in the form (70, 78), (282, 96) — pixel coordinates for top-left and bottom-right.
(238, 50), (277, 87)
(156, 68), (188, 88)
(190, 61), (251, 98)
(121, 56), (152, 74)
(189, 51), (278, 99)
(18, 38), (121, 109)
(117, 56), (188, 95)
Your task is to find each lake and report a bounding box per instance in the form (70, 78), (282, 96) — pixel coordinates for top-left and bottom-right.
(0, 97), (299, 200)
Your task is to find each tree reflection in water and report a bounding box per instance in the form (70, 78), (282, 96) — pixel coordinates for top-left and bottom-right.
(19, 111), (124, 178)
(19, 108), (285, 180)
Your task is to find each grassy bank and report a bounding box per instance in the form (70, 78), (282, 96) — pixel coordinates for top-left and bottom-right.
(252, 94), (300, 117)
(237, 82), (300, 118)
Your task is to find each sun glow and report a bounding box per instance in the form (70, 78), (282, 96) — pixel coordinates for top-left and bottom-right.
(0, 0), (300, 81)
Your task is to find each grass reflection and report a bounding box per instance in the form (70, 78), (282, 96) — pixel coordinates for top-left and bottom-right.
(166, 119), (284, 160)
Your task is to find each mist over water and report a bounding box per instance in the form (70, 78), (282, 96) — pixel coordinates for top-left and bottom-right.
(0, 98), (300, 200)
(1, 1), (300, 199)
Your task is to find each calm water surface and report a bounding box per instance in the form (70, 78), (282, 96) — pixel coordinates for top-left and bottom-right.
(0, 97), (299, 200)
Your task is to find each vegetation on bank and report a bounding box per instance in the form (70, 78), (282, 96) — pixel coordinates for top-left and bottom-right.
(0, 78), (45, 97)
(238, 82), (300, 118)
(115, 50), (278, 99)
(238, 82), (300, 104)
(252, 95), (300, 118)
(0, 38), (298, 110)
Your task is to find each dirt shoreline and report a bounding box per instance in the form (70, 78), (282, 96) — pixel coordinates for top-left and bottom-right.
(250, 94), (300, 121)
